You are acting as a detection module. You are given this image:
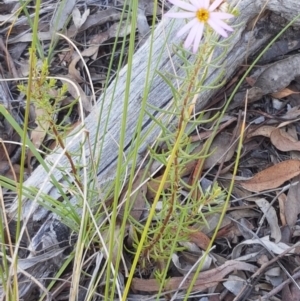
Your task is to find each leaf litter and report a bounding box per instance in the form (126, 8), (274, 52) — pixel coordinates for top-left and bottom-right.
(2, 1), (300, 301)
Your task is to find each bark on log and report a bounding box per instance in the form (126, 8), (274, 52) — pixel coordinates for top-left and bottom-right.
(4, 0), (300, 299)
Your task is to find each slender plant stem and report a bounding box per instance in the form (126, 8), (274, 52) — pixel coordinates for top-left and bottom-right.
(106, 1), (139, 300)
(122, 50), (204, 299)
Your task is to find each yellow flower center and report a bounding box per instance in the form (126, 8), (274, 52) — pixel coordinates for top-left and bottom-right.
(196, 9), (210, 22)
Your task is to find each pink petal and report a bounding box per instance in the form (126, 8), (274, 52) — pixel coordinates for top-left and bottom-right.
(184, 23), (199, 49)
(192, 23), (204, 53)
(207, 18), (228, 37)
(165, 11), (196, 18)
(210, 12), (234, 20)
(189, 0), (203, 9)
(167, 0), (197, 12)
(177, 18), (198, 37)
(210, 15), (234, 31)
(209, 0), (223, 11)
(203, 0), (210, 9)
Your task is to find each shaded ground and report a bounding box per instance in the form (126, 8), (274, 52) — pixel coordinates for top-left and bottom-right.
(1, 1), (300, 300)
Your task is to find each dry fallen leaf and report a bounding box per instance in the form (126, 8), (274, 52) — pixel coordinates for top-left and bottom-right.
(247, 125), (275, 139)
(50, 0), (76, 33)
(271, 87), (300, 99)
(245, 76), (256, 86)
(240, 160), (300, 192)
(223, 275), (245, 296)
(255, 198), (281, 243)
(72, 7), (90, 30)
(69, 21), (132, 82)
(236, 217), (254, 240)
(232, 236), (296, 259)
(0, 14), (16, 23)
(171, 251), (212, 275)
(136, 0), (150, 45)
(270, 128), (300, 152)
(285, 178), (300, 227)
(278, 192), (287, 226)
(247, 126), (300, 152)
(66, 8), (124, 38)
(249, 54), (300, 102)
(287, 126), (300, 160)
(131, 260), (257, 293)
(100, 226), (123, 265)
(68, 32), (109, 82)
(28, 107), (51, 163)
(280, 106), (300, 121)
(203, 132), (236, 170)
(60, 76), (91, 112)
(187, 228), (211, 250)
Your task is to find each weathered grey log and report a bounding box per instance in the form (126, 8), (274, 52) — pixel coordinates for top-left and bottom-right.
(4, 0), (300, 299)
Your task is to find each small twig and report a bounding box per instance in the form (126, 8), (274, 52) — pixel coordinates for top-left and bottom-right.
(258, 270), (300, 300)
(232, 238), (300, 301)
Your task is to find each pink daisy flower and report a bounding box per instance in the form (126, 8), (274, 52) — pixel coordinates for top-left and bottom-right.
(165, 0), (234, 53)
